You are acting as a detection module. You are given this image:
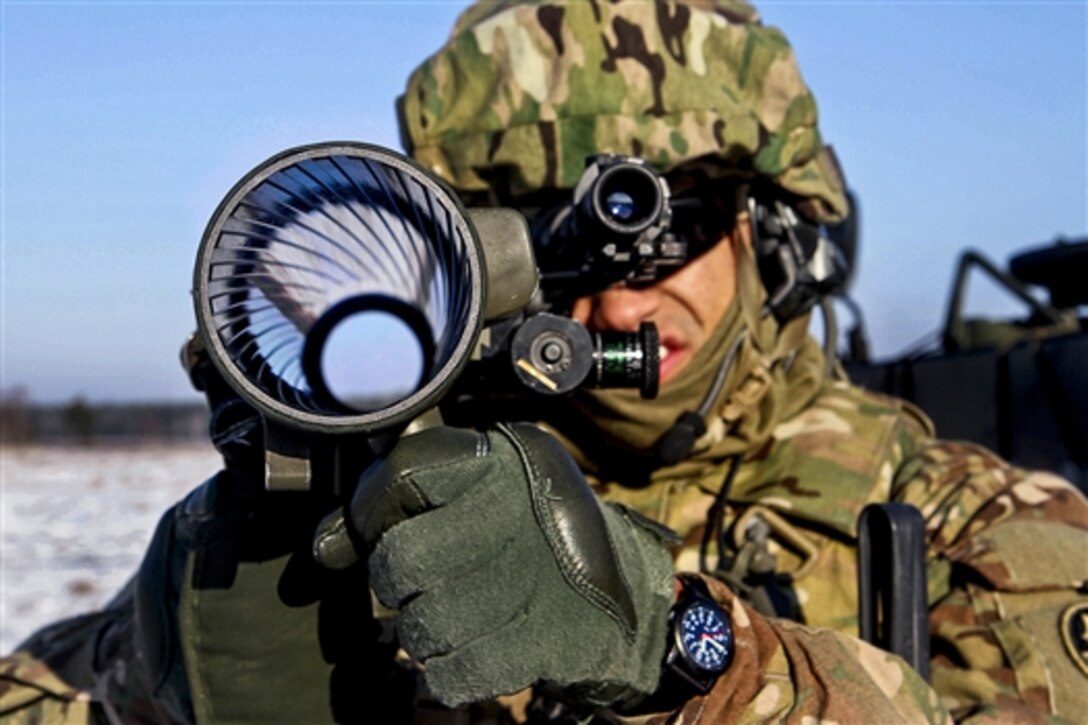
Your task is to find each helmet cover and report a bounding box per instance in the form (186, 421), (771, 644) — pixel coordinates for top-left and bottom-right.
(399, 0), (848, 223)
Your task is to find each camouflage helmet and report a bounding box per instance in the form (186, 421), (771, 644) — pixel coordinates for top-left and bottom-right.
(399, 0), (848, 223)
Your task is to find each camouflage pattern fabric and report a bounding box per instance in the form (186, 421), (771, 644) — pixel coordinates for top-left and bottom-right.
(589, 380), (1088, 723)
(5, 1), (1085, 720)
(4, 378), (1085, 723)
(399, 0), (848, 223)
(663, 576), (952, 723)
(897, 443), (1088, 721)
(0, 651), (94, 723)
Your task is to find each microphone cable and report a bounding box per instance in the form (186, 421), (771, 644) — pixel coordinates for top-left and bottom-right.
(654, 328), (748, 465)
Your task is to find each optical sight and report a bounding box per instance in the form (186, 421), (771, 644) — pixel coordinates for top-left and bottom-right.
(532, 155), (682, 298)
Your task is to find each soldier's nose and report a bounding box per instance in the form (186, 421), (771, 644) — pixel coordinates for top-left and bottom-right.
(578, 285), (662, 333)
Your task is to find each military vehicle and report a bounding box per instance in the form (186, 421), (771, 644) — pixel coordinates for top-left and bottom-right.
(840, 237), (1088, 492)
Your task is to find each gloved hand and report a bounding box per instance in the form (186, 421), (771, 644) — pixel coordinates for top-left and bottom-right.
(314, 422), (677, 710)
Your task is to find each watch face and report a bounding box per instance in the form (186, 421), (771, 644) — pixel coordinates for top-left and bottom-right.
(678, 601), (733, 673)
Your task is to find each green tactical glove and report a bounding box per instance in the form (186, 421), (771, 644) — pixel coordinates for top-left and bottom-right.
(314, 422), (677, 710)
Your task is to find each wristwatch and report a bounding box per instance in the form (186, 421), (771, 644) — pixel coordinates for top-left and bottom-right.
(662, 574), (734, 694)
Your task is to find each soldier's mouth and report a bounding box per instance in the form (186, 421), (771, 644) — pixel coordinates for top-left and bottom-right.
(658, 337), (688, 385)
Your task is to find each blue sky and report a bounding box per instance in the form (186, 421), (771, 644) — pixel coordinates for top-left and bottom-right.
(2, 1), (1086, 403)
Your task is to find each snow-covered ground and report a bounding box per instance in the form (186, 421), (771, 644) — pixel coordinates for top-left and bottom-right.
(1, 444), (221, 652)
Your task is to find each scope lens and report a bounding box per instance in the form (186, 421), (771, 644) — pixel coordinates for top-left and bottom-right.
(594, 165), (663, 233)
(605, 191), (637, 222)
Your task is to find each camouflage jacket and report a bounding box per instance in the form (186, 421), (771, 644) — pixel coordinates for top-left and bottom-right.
(591, 380), (1088, 723)
(2, 382), (1087, 723)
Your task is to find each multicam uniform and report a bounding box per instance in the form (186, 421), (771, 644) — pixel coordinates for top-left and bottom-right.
(392, 3), (1088, 716)
(4, 336), (1087, 724)
(523, 276), (1086, 723)
(4, 1), (1087, 723)
(576, 380), (1088, 723)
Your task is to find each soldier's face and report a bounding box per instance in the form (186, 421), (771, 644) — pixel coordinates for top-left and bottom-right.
(571, 231), (738, 387)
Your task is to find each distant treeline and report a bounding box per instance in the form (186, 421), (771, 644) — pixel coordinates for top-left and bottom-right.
(1, 389), (210, 445)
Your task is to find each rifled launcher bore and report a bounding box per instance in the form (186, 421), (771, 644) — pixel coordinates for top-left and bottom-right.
(192, 142), (485, 435)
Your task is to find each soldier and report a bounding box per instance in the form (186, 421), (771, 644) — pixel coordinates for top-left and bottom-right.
(3, 1), (1087, 723)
